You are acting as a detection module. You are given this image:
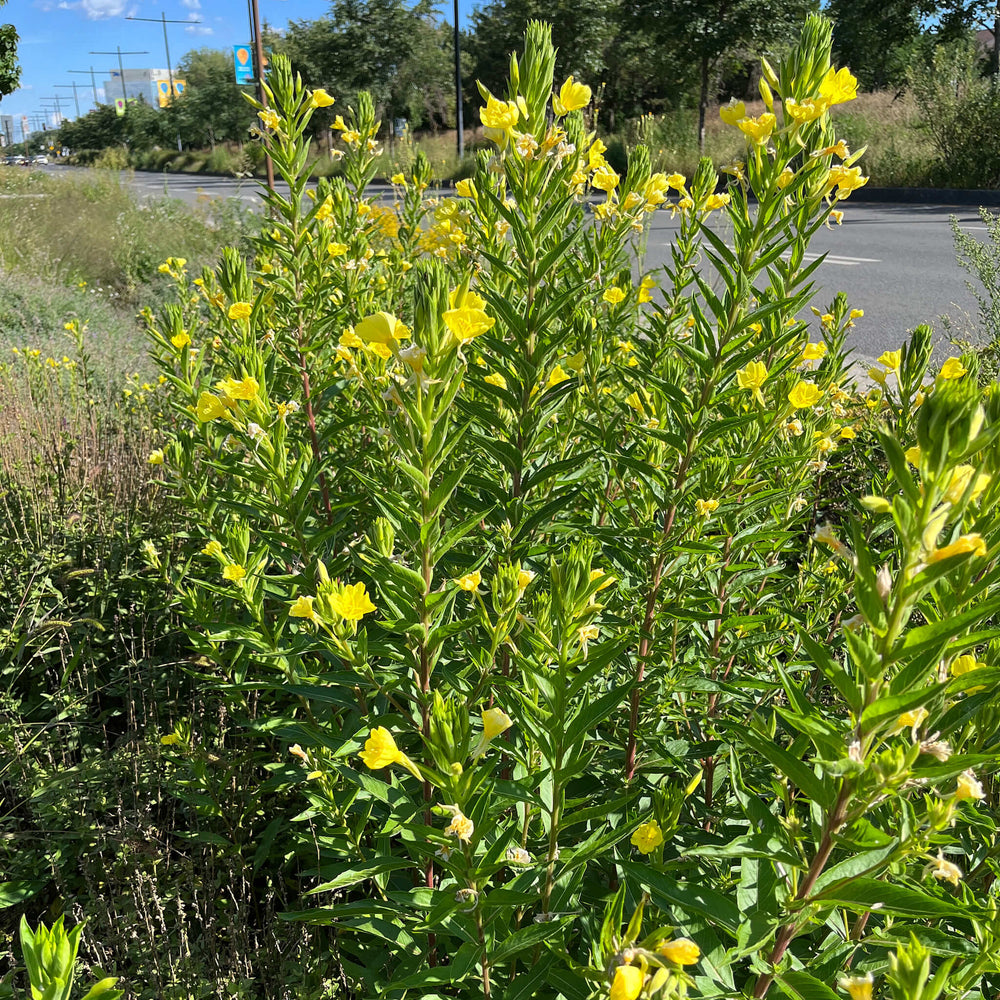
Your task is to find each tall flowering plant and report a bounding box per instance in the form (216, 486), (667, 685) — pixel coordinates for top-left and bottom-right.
(144, 16), (999, 1000)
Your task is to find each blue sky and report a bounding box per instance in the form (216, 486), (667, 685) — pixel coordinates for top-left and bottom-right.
(2, 0), (474, 131)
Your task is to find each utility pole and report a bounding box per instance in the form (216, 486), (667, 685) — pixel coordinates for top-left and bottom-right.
(249, 0), (275, 192)
(39, 96), (64, 128)
(68, 68), (100, 107)
(54, 83), (81, 118)
(454, 0), (463, 161)
(90, 47), (149, 105)
(125, 13), (196, 151)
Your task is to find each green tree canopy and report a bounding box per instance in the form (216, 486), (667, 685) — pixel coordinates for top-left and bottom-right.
(0, 0), (21, 101)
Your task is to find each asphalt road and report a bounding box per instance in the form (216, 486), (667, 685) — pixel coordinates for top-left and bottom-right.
(42, 165), (991, 365)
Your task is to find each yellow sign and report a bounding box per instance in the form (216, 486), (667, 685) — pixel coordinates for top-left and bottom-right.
(156, 79), (188, 108)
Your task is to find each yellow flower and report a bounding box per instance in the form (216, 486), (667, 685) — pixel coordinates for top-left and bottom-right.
(610, 965), (644, 1000)
(895, 706), (928, 732)
(785, 98), (827, 124)
(737, 112), (776, 144)
(878, 350), (901, 371)
(484, 372), (508, 389)
(737, 360), (768, 403)
(517, 568), (535, 592)
(356, 311), (410, 345)
(329, 582), (377, 621)
(929, 852), (962, 886)
(196, 392), (229, 422)
(202, 540), (223, 558)
(788, 381), (823, 409)
(927, 534), (987, 563)
(904, 445), (921, 466)
(579, 624), (600, 642)
(950, 654), (988, 692)
(472, 707), (513, 758)
(659, 938), (700, 965)
(360, 727), (421, 778)
(259, 108), (280, 130)
(553, 75), (591, 115)
(457, 571), (482, 592)
(222, 563), (246, 583)
(944, 465), (991, 505)
(828, 164), (868, 198)
(666, 172), (686, 190)
(332, 114), (347, 130)
(444, 304), (496, 343)
(695, 498), (720, 517)
(802, 342), (827, 361)
(839, 974), (873, 1000)
(455, 178), (477, 198)
(592, 164), (620, 193)
(703, 193), (731, 211)
(216, 376), (259, 401)
(566, 351), (586, 374)
(327, 242), (349, 257)
(480, 94), (520, 131)
(171, 330), (191, 350)
(719, 98), (746, 126)
(228, 301), (252, 321)
(547, 365), (570, 388)
(341, 129), (361, 145)
(148, 449), (165, 465)
(819, 66), (859, 106)
(954, 769), (985, 801)
(340, 327), (363, 349)
(289, 595), (321, 623)
(631, 820), (664, 854)
(840, 426), (857, 440)
(309, 88), (335, 108)
(445, 810), (475, 842)
(940, 357), (968, 380)
(603, 287), (627, 305)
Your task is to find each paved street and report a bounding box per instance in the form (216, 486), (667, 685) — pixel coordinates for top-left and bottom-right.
(43, 165), (991, 365)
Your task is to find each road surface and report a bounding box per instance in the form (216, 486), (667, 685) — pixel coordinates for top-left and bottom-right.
(44, 165), (991, 365)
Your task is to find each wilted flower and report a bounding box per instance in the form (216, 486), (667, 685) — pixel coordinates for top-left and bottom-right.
(928, 851), (962, 886)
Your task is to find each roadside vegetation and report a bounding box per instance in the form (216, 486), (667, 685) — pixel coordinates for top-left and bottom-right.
(3, 14), (1000, 1000)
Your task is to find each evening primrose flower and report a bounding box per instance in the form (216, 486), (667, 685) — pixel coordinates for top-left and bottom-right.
(472, 707), (513, 759)
(737, 112), (776, 143)
(485, 372), (508, 389)
(940, 357), (968, 380)
(801, 342), (827, 362)
(839, 973), (873, 1000)
(719, 98), (746, 125)
(553, 75), (591, 115)
(359, 727), (421, 778)
(457, 571), (482, 592)
(928, 852), (962, 886)
(309, 88), (335, 108)
(455, 178), (476, 198)
(944, 465), (991, 505)
(289, 595), (321, 623)
(196, 392), (229, 422)
(659, 938), (700, 965)
(927, 533), (987, 563)
(480, 94), (519, 131)
(788, 381), (823, 409)
(737, 360), (768, 403)
(547, 365), (570, 388)
(603, 286), (627, 305)
(171, 330), (191, 350)
(517, 568), (535, 594)
(356, 311), (410, 345)
(329, 582), (377, 621)
(228, 301), (252, 321)
(878, 350), (901, 372)
(443, 301), (495, 344)
(703, 192), (730, 211)
(695, 498), (720, 517)
(148, 449), (165, 465)
(222, 563), (246, 583)
(592, 164), (620, 193)
(894, 706), (928, 733)
(216, 376), (259, 401)
(819, 66), (859, 106)
(954, 769), (985, 801)
(610, 965), (644, 1000)
(444, 809), (474, 842)
(785, 97), (827, 123)
(327, 242), (348, 257)
(631, 819), (664, 854)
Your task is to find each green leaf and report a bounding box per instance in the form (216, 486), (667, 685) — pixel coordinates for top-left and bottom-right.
(777, 969), (843, 1000)
(619, 862), (741, 936)
(489, 916), (571, 964)
(737, 726), (834, 810)
(810, 877), (970, 917)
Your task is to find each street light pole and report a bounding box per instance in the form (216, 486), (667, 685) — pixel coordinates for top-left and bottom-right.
(249, 0), (275, 193)
(454, 0), (463, 161)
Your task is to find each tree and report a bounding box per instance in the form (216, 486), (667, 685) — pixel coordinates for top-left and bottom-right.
(164, 48), (257, 149)
(0, 0), (21, 101)
(827, 0), (928, 90)
(281, 0), (447, 124)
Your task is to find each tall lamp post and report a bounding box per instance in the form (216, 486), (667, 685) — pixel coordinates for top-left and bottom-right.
(54, 82), (81, 118)
(67, 68), (100, 108)
(454, 0), (463, 161)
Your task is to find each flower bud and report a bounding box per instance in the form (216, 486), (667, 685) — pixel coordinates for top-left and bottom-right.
(916, 377), (985, 474)
(876, 564), (892, 602)
(369, 517), (395, 558)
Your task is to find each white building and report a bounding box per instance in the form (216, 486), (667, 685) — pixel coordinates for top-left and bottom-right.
(0, 115), (13, 147)
(99, 68), (173, 108)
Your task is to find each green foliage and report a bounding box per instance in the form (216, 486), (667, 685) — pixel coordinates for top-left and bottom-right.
(19, 916), (122, 1000)
(0, 0), (20, 102)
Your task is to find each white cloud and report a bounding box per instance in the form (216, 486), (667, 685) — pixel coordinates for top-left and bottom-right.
(78, 0), (128, 19)
(180, 0), (201, 8)
(184, 11), (211, 34)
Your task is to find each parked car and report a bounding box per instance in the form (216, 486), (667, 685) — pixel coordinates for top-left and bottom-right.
(32, 155), (48, 164)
